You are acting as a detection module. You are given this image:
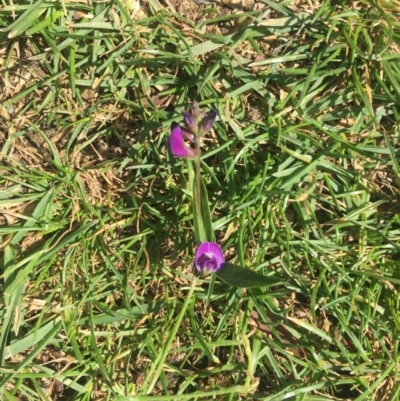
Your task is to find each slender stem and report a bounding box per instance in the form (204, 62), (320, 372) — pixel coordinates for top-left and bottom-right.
(141, 277), (199, 394)
(194, 136), (203, 241)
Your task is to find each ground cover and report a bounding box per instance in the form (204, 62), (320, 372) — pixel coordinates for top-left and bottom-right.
(1, 0), (400, 400)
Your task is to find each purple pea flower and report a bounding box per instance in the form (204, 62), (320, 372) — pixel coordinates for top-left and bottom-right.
(168, 101), (217, 158)
(168, 123), (196, 159)
(195, 242), (225, 276)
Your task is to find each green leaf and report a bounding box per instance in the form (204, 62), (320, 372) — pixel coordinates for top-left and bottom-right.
(11, 188), (54, 245)
(0, 0), (45, 38)
(192, 183), (207, 245)
(188, 161), (207, 244)
(187, 40), (226, 56)
(216, 263), (285, 288)
(25, 9), (63, 35)
(192, 198), (207, 244)
(4, 317), (62, 360)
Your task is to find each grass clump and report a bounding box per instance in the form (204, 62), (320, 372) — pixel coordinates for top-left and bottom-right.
(1, 0), (400, 400)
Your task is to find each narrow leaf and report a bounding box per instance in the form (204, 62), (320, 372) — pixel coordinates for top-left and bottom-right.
(287, 317), (333, 343)
(192, 182), (207, 244)
(4, 317), (61, 360)
(11, 187), (54, 245)
(188, 161), (207, 244)
(1, 0), (45, 38)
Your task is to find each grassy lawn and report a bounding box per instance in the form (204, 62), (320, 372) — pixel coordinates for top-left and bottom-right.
(1, 0), (400, 400)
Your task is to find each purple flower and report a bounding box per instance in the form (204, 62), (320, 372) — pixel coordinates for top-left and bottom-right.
(168, 123), (196, 159)
(182, 102), (217, 137)
(195, 242), (225, 276)
(168, 102), (217, 158)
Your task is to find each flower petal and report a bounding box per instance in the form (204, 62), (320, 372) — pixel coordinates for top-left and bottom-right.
(200, 110), (217, 133)
(182, 111), (196, 133)
(195, 242), (225, 275)
(168, 123), (196, 158)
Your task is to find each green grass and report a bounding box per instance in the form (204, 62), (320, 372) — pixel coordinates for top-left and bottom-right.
(1, 0), (400, 400)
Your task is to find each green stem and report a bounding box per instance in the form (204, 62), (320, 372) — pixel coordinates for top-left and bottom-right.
(141, 277), (199, 394)
(194, 137), (203, 241)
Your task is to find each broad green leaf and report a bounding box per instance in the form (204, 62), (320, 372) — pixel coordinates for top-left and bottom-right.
(216, 263), (285, 288)
(188, 40), (226, 57)
(4, 317), (62, 360)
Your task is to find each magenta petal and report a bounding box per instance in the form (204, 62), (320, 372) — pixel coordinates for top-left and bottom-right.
(195, 242), (225, 275)
(168, 123), (196, 158)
